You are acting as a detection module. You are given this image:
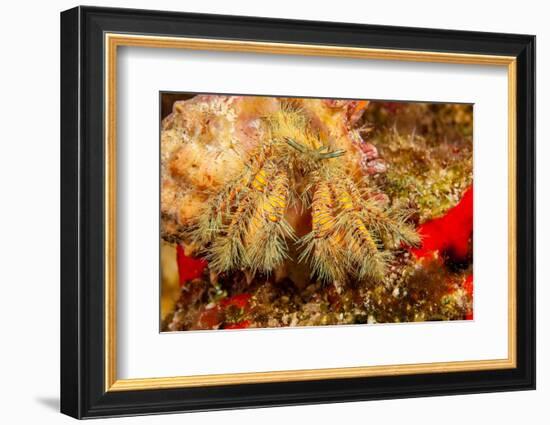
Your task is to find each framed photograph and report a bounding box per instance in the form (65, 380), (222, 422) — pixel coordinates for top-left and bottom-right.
(60, 6), (535, 419)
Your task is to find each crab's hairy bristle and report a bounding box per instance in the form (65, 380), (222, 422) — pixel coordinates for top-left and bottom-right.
(186, 106), (419, 284)
(246, 171), (296, 273)
(299, 180), (348, 283)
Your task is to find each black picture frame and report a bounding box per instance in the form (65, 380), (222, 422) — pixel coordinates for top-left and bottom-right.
(61, 5), (535, 419)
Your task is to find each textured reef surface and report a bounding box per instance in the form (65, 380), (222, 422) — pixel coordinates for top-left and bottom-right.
(160, 96), (473, 331)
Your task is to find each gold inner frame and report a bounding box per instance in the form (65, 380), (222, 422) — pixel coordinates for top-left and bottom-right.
(104, 33), (517, 392)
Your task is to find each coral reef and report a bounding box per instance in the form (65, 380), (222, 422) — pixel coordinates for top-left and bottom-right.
(160, 96), (474, 331)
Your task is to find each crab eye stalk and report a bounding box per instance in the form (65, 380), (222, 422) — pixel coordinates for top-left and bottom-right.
(284, 137), (346, 160)
(317, 149), (346, 160)
(283, 137), (308, 153)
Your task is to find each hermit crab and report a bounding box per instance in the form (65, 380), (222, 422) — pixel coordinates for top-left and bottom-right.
(161, 95), (419, 286)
